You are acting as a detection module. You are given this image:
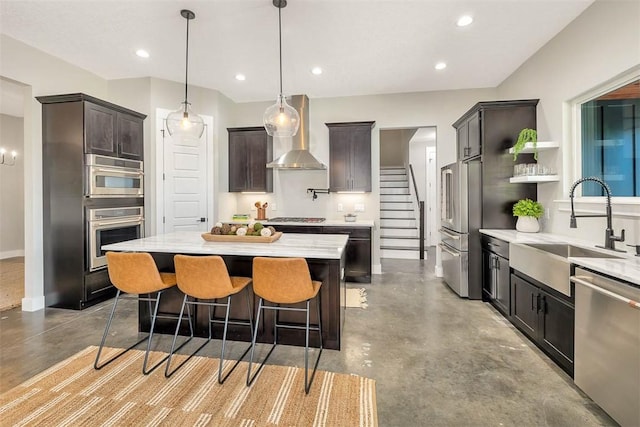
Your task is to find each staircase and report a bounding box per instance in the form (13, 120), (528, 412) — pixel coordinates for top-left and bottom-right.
(380, 167), (423, 259)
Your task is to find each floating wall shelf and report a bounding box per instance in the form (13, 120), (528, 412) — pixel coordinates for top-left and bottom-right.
(509, 175), (560, 183)
(508, 141), (559, 154)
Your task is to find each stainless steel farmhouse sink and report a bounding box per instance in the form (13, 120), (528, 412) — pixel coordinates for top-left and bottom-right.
(523, 243), (624, 259)
(510, 243), (624, 297)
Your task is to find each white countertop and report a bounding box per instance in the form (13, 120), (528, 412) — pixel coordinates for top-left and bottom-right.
(228, 219), (375, 228)
(103, 231), (349, 260)
(480, 229), (640, 286)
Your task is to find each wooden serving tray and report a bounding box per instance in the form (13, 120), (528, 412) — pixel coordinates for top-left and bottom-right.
(201, 231), (282, 243)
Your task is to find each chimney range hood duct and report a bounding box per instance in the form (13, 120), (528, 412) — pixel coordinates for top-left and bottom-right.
(266, 95), (327, 170)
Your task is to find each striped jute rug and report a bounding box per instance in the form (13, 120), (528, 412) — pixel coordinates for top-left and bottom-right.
(0, 346), (377, 426)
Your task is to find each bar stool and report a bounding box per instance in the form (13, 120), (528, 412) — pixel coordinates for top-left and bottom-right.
(165, 255), (254, 383)
(247, 257), (323, 394)
(95, 252), (193, 375)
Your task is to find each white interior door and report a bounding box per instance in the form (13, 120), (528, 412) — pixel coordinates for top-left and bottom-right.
(156, 109), (212, 234)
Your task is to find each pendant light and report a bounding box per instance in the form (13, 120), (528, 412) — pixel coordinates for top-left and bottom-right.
(166, 9), (204, 142)
(263, 0), (300, 138)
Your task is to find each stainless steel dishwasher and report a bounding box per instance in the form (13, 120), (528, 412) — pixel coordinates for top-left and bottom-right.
(571, 267), (640, 427)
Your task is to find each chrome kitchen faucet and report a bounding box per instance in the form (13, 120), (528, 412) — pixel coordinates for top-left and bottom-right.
(569, 176), (625, 252)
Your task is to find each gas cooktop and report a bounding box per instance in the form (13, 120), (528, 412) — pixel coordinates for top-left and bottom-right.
(268, 217), (326, 223)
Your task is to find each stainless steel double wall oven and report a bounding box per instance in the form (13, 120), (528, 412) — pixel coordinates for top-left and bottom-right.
(85, 154), (145, 272)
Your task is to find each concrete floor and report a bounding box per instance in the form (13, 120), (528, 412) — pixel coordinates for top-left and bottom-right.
(0, 253), (616, 426)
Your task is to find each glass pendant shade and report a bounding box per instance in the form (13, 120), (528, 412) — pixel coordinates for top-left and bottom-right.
(166, 9), (204, 143)
(263, 94), (300, 137)
(166, 101), (205, 142)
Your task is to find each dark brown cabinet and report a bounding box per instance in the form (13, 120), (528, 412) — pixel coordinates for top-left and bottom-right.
(326, 122), (375, 192)
(456, 112), (481, 161)
(36, 93), (146, 309)
(482, 235), (510, 316)
(511, 272), (574, 376)
(84, 101), (143, 160)
(228, 127), (273, 192)
(273, 225), (372, 283)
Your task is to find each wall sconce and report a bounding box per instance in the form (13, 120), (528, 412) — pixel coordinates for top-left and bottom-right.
(0, 148), (17, 166)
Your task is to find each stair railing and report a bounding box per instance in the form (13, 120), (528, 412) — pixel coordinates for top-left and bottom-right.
(408, 164), (425, 260)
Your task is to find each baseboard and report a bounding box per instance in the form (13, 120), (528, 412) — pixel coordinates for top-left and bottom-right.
(435, 265), (443, 277)
(0, 249), (25, 260)
(372, 264), (382, 275)
(21, 295), (45, 312)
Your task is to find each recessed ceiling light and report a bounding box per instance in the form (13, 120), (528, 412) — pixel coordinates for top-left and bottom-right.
(311, 67), (323, 75)
(457, 15), (473, 27)
(435, 62), (447, 70)
(235, 74), (246, 81)
(135, 49), (150, 58)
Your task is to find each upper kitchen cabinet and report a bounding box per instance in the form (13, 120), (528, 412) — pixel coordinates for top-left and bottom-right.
(326, 121), (375, 192)
(228, 127), (273, 193)
(84, 102), (144, 160)
(453, 100), (538, 162)
(38, 93), (145, 161)
(456, 112), (480, 161)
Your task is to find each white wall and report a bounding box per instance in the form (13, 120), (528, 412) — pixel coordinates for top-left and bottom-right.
(0, 34), (108, 311)
(231, 89), (497, 271)
(0, 113), (25, 258)
(497, 0), (640, 252)
(108, 77), (237, 234)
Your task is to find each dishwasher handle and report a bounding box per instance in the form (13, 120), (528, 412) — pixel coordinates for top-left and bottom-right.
(571, 275), (640, 310)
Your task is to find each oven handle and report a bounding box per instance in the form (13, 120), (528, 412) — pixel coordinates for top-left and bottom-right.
(571, 275), (640, 310)
(92, 167), (144, 176)
(439, 243), (460, 257)
(93, 218), (144, 227)
(438, 228), (460, 240)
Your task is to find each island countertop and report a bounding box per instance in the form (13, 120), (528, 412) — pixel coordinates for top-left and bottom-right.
(102, 231), (348, 259)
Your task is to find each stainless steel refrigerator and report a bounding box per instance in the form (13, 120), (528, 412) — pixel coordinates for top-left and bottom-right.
(440, 159), (489, 298)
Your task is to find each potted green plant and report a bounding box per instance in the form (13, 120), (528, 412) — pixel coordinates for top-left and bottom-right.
(513, 198), (544, 233)
(512, 128), (538, 161)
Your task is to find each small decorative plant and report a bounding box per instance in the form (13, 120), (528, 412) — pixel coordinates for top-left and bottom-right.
(513, 199), (544, 219)
(512, 128), (538, 161)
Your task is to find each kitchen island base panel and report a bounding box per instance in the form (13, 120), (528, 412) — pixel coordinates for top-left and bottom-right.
(139, 253), (345, 351)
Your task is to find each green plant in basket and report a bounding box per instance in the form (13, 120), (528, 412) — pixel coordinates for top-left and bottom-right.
(512, 128), (538, 161)
(513, 199), (544, 219)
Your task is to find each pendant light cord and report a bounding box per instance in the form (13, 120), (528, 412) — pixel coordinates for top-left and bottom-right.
(184, 15), (190, 106)
(278, 5), (283, 98)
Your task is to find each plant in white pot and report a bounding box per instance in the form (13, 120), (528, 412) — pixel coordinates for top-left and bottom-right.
(513, 199), (544, 233)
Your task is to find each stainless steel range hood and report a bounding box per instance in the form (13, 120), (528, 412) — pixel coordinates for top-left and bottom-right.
(266, 95), (327, 170)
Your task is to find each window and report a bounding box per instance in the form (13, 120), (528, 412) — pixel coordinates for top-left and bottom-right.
(580, 78), (640, 196)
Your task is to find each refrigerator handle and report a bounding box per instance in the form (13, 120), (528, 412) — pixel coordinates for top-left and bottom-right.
(438, 243), (460, 257)
(438, 228), (460, 239)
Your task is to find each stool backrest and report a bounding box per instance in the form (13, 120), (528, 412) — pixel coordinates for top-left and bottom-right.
(174, 255), (234, 299)
(252, 257), (314, 304)
(106, 252), (165, 294)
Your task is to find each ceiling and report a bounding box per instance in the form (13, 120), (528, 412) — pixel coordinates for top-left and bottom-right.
(1, 0), (593, 105)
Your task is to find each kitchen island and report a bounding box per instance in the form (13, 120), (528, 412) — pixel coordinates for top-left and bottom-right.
(103, 231), (349, 350)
